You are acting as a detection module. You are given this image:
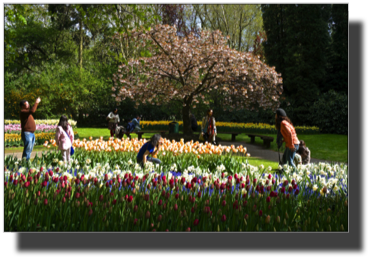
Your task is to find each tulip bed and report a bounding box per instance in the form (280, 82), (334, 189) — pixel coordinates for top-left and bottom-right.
(5, 132), (79, 147)
(140, 121), (320, 134)
(4, 142), (348, 232)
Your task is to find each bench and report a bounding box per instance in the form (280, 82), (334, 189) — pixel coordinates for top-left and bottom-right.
(246, 134), (274, 148)
(220, 132), (240, 141)
(135, 131), (167, 140)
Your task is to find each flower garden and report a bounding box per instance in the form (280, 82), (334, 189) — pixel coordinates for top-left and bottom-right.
(4, 134), (348, 232)
(5, 119), (78, 147)
(139, 121), (320, 134)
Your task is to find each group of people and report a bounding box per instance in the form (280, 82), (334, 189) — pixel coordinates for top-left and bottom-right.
(19, 98), (310, 169)
(106, 108), (141, 138)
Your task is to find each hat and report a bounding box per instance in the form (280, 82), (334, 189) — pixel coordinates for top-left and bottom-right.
(276, 108), (287, 117)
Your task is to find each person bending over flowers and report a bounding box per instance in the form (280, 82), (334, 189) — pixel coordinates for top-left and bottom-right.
(136, 134), (162, 168)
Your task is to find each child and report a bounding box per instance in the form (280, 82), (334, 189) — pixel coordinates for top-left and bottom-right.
(136, 134), (162, 168)
(297, 140), (311, 164)
(55, 115), (74, 163)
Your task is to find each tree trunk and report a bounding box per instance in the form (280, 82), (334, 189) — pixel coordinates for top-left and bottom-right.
(78, 18), (83, 69)
(182, 97), (193, 136)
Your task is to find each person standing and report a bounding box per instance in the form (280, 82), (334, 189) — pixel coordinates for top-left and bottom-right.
(275, 108), (300, 168)
(107, 108), (120, 137)
(55, 115), (74, 163)
(136, 134), (162, 168)
(201, 109), (217, 144)
(19, 97), (41, 160)
(131, 116), (141, 132)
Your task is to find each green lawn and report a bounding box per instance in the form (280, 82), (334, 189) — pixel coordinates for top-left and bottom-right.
(75, 128), (347, 163)
(217, 132), (347, 163)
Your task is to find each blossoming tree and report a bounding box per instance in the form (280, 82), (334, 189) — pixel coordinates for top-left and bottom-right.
(112, 24), (283, 135)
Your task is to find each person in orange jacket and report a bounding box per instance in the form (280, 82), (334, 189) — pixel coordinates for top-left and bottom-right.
(275, 108), (300, 168)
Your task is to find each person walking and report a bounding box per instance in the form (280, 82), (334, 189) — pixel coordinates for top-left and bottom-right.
(275, 108), (300, 168)
(19, 97), (41, 160)
(131, 116), (141, 132)
(136, 134), (162, 168)
(107, 108), (120, 137)
(201, 109), (217, 144)
(55, 115), (74, 163)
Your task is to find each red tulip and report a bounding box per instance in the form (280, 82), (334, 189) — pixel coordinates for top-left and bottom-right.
(266, 196), (271, 203)
(146, 211), (150, 219)
(295, 189), (300, 195)
(158, 199), (163, 206)
(193, 219), (199, 226)
(133, 218), (138, 225)
(62, 197), (66, 203)
(49, 170), (53, 177)
(288, 186), (293, 192)
(221, 215), (227, 222)
(99, 195), (104, 201)
(174, 204), (178, 211)
(175, 193), (179, 199)
(259, 210), (263, 217)
(133, 205), (138, 212)
(75, 192), (80, 199)
(222, 200), (226, 207)
(44, 199), (48, 206)
(112, 199), (117, 205)
(268, 174), (272, 179)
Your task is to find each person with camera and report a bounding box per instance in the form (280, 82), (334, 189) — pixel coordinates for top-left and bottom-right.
(19, 97), (41, 160)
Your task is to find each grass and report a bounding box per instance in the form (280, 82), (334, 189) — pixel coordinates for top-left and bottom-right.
(75, 127), (347, 163)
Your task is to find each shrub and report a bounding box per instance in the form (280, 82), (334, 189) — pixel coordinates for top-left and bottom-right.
(310, 90), (348, 134)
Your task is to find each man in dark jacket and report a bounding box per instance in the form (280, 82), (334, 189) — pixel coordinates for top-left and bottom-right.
(20, 97), (41, 160)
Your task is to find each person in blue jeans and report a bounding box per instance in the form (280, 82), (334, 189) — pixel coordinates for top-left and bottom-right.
(131, 116), (141, 132)
(20, 97), (41, 160)
(136, 134), (162, 168)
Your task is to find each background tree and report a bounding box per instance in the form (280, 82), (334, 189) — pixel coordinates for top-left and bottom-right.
(112, 25), (283, 135)
(262, 4), (333, 125)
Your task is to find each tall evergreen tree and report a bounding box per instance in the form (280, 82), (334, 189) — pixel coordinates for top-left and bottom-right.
(329, 4), (348, 95)
(262, 4), (332, 125)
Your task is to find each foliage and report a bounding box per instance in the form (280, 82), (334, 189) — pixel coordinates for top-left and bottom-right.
(262, 4), (335, 126)
(192, 4), (263, 52)
(309, 90), (348, 135)
(113, 24), (283, 135)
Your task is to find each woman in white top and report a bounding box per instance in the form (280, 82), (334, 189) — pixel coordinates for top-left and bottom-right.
(107, 108), (120, 137)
